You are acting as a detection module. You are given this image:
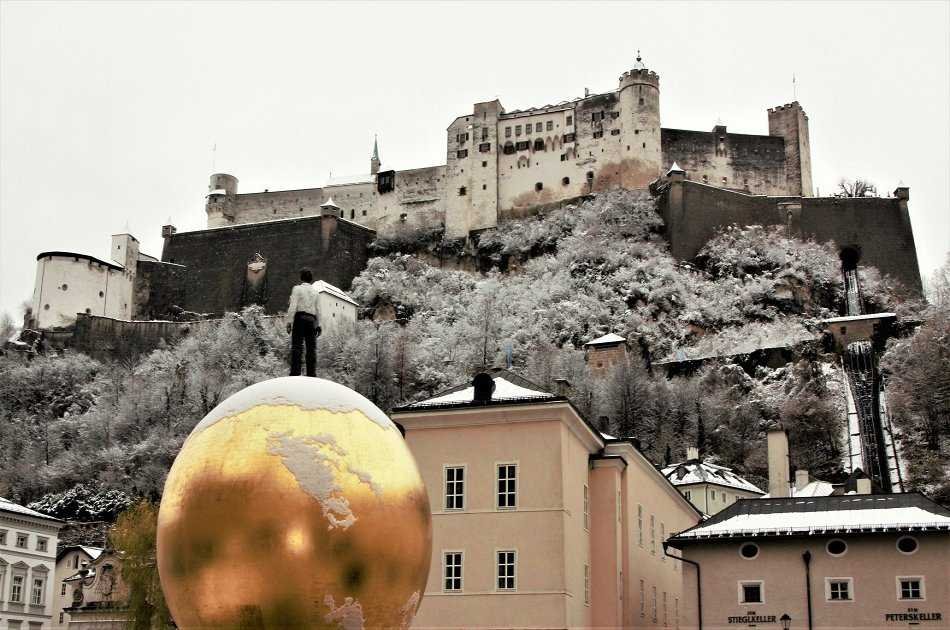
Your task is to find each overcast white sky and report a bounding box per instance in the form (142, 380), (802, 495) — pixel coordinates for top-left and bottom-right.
(1, 1), (948, 319)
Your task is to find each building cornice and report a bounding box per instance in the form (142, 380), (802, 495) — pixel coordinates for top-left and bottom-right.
(395, 400), (605, 453)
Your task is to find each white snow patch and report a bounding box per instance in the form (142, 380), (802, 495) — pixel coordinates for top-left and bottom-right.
(678, 506), (950, 538)
(191, 377), (397, 436)
(585, 332), (626, 346)
(324, 595), (365, 630)
(662, 461), (764, 494)
(399, 591), (421, 628)
(410, 376), (553, 407)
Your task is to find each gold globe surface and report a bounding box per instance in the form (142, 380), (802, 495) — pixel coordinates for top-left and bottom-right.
(157, 377), (432, 629)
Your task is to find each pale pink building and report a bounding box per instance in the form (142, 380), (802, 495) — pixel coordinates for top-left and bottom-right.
(392, 370), (701, 629)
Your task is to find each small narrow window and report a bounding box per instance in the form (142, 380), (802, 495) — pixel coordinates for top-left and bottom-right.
(526, 124), (532, 135)
(497, 464), (517, 509)
(445, 466), (465, 510)
(479, 143), (491, 153)
(566, 115), (573, 126)
(457, 149), (468, 159)
(362, 209), (367, 216)
(515, 125), (522, 136)
(584, 564), (591, 604)
(593, 130), (604, 139)
(458, 187), (466, 196)
(562, 177), (570, 186)
(639, 97), (645, 105)
(639, 579), (646, 617)
(546, 121), (553, 131)
(652, 586), (658, 622)
(535, 122), (542, 132)
(586, 171), (594, 183)
(650, 515), (656, 555)
(497, 550), (516, 590)
(16, 533), (27, 548)
(583, 485), (590, 530)
(611, 129), (620, 136)
(443, 552), (463, 592)
(505, 127), (512, 138)
(535, 182), (543, 192)
(481, 127), (489, 140)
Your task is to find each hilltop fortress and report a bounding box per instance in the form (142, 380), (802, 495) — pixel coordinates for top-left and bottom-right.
(29, 55), (921, 343)
(206, 54), (813, 239)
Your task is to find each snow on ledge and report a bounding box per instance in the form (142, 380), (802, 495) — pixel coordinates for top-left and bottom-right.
(409, 376), (553, 407)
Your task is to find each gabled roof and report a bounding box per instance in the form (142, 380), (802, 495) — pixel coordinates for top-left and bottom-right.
(0, 496), (63, 525)
(312, 280), (358, 306)
(661, 460), (764, 494)
(669, 493), (950, 543)
(399, 369), (556, 410)
(56, 545), (105, 563)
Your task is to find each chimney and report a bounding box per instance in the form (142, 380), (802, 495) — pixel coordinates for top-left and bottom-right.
(161, 224), (177, 239)
(472, 373), (495, 404)
(554, 377), (571, 397)
(320, 197), (341, 218)
(686, 446), (699, 461)
(767, 427), (791, 497)
(795, 469), (810, 491)
(856, 478), (872, 495)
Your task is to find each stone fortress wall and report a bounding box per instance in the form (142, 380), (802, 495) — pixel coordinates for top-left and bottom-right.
(205, 56), (813, 239)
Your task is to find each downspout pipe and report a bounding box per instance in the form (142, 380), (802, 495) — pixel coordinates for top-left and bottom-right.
(802, 550), (814, 630)
(664, 542), (701, 630)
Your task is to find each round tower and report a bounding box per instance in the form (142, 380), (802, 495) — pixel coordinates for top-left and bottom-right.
(206, 173), (238, 227)
(618, 52), (662, 188)
(209, 173), (238, 196)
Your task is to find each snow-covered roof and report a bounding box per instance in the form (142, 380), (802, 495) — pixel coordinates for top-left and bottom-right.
(822, 312), (897, 324)
(667, 162), (684, 174)
(320, 197), (340, 209)
(312, 280), (358, 306)
(585, 333), (627, 347)
(207, 189), (228, 196)
(404, 372), (556, 409)
(762, 479), (834, 498)
(661, 460), (764, 494)
(670, 493), (950, 541)
(0, 496), (63, 524)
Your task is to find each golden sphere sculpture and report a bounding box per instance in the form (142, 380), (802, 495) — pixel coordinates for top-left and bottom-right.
(157, 377), (432, 629)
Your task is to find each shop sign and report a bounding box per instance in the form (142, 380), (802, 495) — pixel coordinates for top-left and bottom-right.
(885, 608), (942, 623)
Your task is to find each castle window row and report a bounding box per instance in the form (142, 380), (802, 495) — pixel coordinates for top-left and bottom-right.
(504, 120), (560, 139)
(443, 463), (518, 511)
(732, 576), (927, 604)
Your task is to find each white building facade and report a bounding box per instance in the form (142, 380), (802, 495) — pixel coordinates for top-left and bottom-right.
(0, 498), (64, 630)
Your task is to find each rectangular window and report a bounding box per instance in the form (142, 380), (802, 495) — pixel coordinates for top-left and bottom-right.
(663, 591), (668, 626)
(535, 122), (542, 133)
(497, 463), (517, 509)
(566, 115), (573, 126)
(73, 555), (80, 569)
(584, 564), (591, 604)
(583, 484), (590, 531)
(684, 490), (691, 501)
(660, 523), (665, 561)
(592, 130), (604, 139)
(739, 581), (764, 604)
(444, 466), (465, 510)
(675, 597), (680, 630)
(592, 111), (604, 122)
(481, 127), (489, 140)
(443, 552), (463, 592)
(505, 126), (511, 138)
(31, 578), (44, 606)
(526, 123), (532, 135)
(652, 586), (658, 622)
(456, 132), (469, 144)
(36, 537), (48, 552)
(610, 128), (621, 135)
(497, 550), (516, 590)
(637, 505), (644, 547)
(515, 140), (530, 151)
(456, 149), (468, 159)
(560, 153), (567, 162)
(826, 578), (853, 601)
(898, 577), (924, 600)
(11, 575), (24, 603)
(546, 121), (553, 131)
(61, 583), (67, 596)
(478, 142), (491, 153)
(563, 133), (575, 143)
(710, 490), (716, 501)
(515, 125), (522, 136)
(15, 533), (27, 548)
(639, 579), (645, 617)
(650, 515), (656, 555)
(0, 529), (6, 545)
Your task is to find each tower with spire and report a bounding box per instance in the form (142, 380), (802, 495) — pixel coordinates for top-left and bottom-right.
(370, 136), (381, 175)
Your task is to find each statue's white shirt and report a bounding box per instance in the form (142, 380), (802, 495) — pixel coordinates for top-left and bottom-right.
(288, 283), (320, 317)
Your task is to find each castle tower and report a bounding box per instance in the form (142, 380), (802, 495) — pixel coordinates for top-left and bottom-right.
(206, 173), (238, 227)
(768, 102), (813, 196)
(370, 136), (381, 175)
(617, 51), (662, 188)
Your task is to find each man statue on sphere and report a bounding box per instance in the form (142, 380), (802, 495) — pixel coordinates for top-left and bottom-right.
(286, 268), (321, 377)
